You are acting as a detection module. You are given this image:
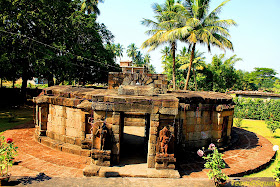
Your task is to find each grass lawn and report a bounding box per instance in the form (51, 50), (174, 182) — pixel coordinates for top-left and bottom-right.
(0, 106), (33, 133)
(234, 119), (280, 177)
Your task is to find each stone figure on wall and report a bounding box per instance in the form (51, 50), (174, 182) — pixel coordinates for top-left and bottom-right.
(159, 126), (172, 156)
(95, 122), (108, 150)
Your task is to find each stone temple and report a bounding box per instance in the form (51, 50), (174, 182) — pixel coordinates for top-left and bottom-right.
(34, 70), (234, 176)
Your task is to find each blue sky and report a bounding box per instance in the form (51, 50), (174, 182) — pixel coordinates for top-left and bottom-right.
(98, 0), (280, 77)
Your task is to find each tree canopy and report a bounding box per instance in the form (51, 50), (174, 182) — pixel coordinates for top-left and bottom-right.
(0, 0), (119, 97)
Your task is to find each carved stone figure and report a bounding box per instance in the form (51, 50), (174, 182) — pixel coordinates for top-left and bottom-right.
(159, 126), (171, 156)
(95, 122), (108, 150)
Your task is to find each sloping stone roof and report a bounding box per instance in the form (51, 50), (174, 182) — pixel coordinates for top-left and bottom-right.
(228, 91), (280, 97)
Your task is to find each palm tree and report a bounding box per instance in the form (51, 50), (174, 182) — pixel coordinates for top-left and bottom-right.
(142, 0), (182, 90)
(164, 0), (236, 90)
(127, 43), (138, 63)
(178, 48), (206, 90)
(149, 64), (157, 74)
(144, 54), (151, 66)
(160, 46), (170, 73)
(81, 0), (104, 15)
(115, 43), (124, 61)
(134, 51), (144, 67)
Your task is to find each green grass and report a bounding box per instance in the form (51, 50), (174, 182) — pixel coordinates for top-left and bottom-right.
(0, 107), (33, 133)
(234, 119), (280, 177)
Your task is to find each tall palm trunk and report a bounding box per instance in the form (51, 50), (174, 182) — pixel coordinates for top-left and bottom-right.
(171, 42), (176, 90)
(193, 68), (197, 91)
(184, 43), (196, 90)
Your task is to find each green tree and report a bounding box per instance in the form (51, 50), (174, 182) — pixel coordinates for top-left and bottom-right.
(80, 0), (104, 15)
(144, 54), (151, 66)
(208, 54), (242, 92)
(0, 0), (117, 101)
(161, 46), (171, 73)
(106, 43), (124, 62)
(127, 43), (138, 62)
(166, 0), (236, 90)
(178, 48), (206, 90)
(251, 68), (277, 89)
(148, 64), (157, 74)
(115, 43), (124, 60)
(134, 51), (144, 67)
(142, 0), (182, 89)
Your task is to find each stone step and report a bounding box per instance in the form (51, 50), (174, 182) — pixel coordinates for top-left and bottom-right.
(83, 163), (180, 178)
(39, 136), (91, 157)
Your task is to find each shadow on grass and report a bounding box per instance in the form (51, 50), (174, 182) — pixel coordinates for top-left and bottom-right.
(0, 106), (34, 133)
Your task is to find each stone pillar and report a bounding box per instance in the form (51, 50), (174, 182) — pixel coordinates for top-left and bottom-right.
(227, 115), (233, 142)
(148, 113), (159, 168)
(109, 112), (121, 164)
(38, 103), (49, 136)
(211, 111), (222, 145)
(80, 111), (89, 141)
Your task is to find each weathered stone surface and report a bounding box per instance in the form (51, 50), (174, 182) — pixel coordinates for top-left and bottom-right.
(118, 85), (155, 96)
(35, 81), (235, 172)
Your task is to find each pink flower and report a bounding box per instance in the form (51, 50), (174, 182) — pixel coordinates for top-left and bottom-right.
(6, 138), (13, 143)
(209, 143), (216, 150)
(197, 149), (204, 157)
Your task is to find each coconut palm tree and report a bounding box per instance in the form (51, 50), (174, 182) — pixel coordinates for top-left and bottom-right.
(178, 48), (206, 90)
(115, 43), (124, 61)
(164, 0), (236, 90)
(134, 51), (144, 67)
(142, 0), (182, 90)
(127, 43), (138, 63)
(144, 54), (151, 66)
(81, 0), (103, 15)
(160, 46), (170, 73)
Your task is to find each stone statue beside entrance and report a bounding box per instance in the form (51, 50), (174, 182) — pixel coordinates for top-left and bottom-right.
(159, 126), (171, 156)
(94, 122), (108, 150)
(156, 126), (176, 169)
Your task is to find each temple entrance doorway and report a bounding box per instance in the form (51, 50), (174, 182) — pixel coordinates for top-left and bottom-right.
(119, 112), (150, 165)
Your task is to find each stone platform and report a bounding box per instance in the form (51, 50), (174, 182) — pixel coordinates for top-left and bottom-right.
(2, 122), (275, 178)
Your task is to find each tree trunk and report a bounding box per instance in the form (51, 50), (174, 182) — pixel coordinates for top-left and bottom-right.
(171, 42), (176, 90)
(184, 43), (196, 90)
(12, 79), (15, 88)
(48, 74), (54, 87)
(21, 72), (28, 104)
(0, 78), (2, 88)
(193, 68), (197, 91)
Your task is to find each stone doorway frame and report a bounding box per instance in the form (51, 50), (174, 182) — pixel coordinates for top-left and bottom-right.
(117, 112), (151, 165)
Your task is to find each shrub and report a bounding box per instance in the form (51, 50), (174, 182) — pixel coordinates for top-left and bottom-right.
(234, 97), (280, 132)
(198, 144), (227, 186)
(0, 136), (18, 177)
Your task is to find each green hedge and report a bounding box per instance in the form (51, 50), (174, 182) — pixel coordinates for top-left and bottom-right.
(233, 97), (280, 121)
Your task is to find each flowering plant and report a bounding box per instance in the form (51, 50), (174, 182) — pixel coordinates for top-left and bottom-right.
(198, 144), (227, 186)
(0, 136), (18, 177)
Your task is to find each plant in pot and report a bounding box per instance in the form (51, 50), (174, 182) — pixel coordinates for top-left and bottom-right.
(0, 136), (18, 186)
(197, 143), (228, 187)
